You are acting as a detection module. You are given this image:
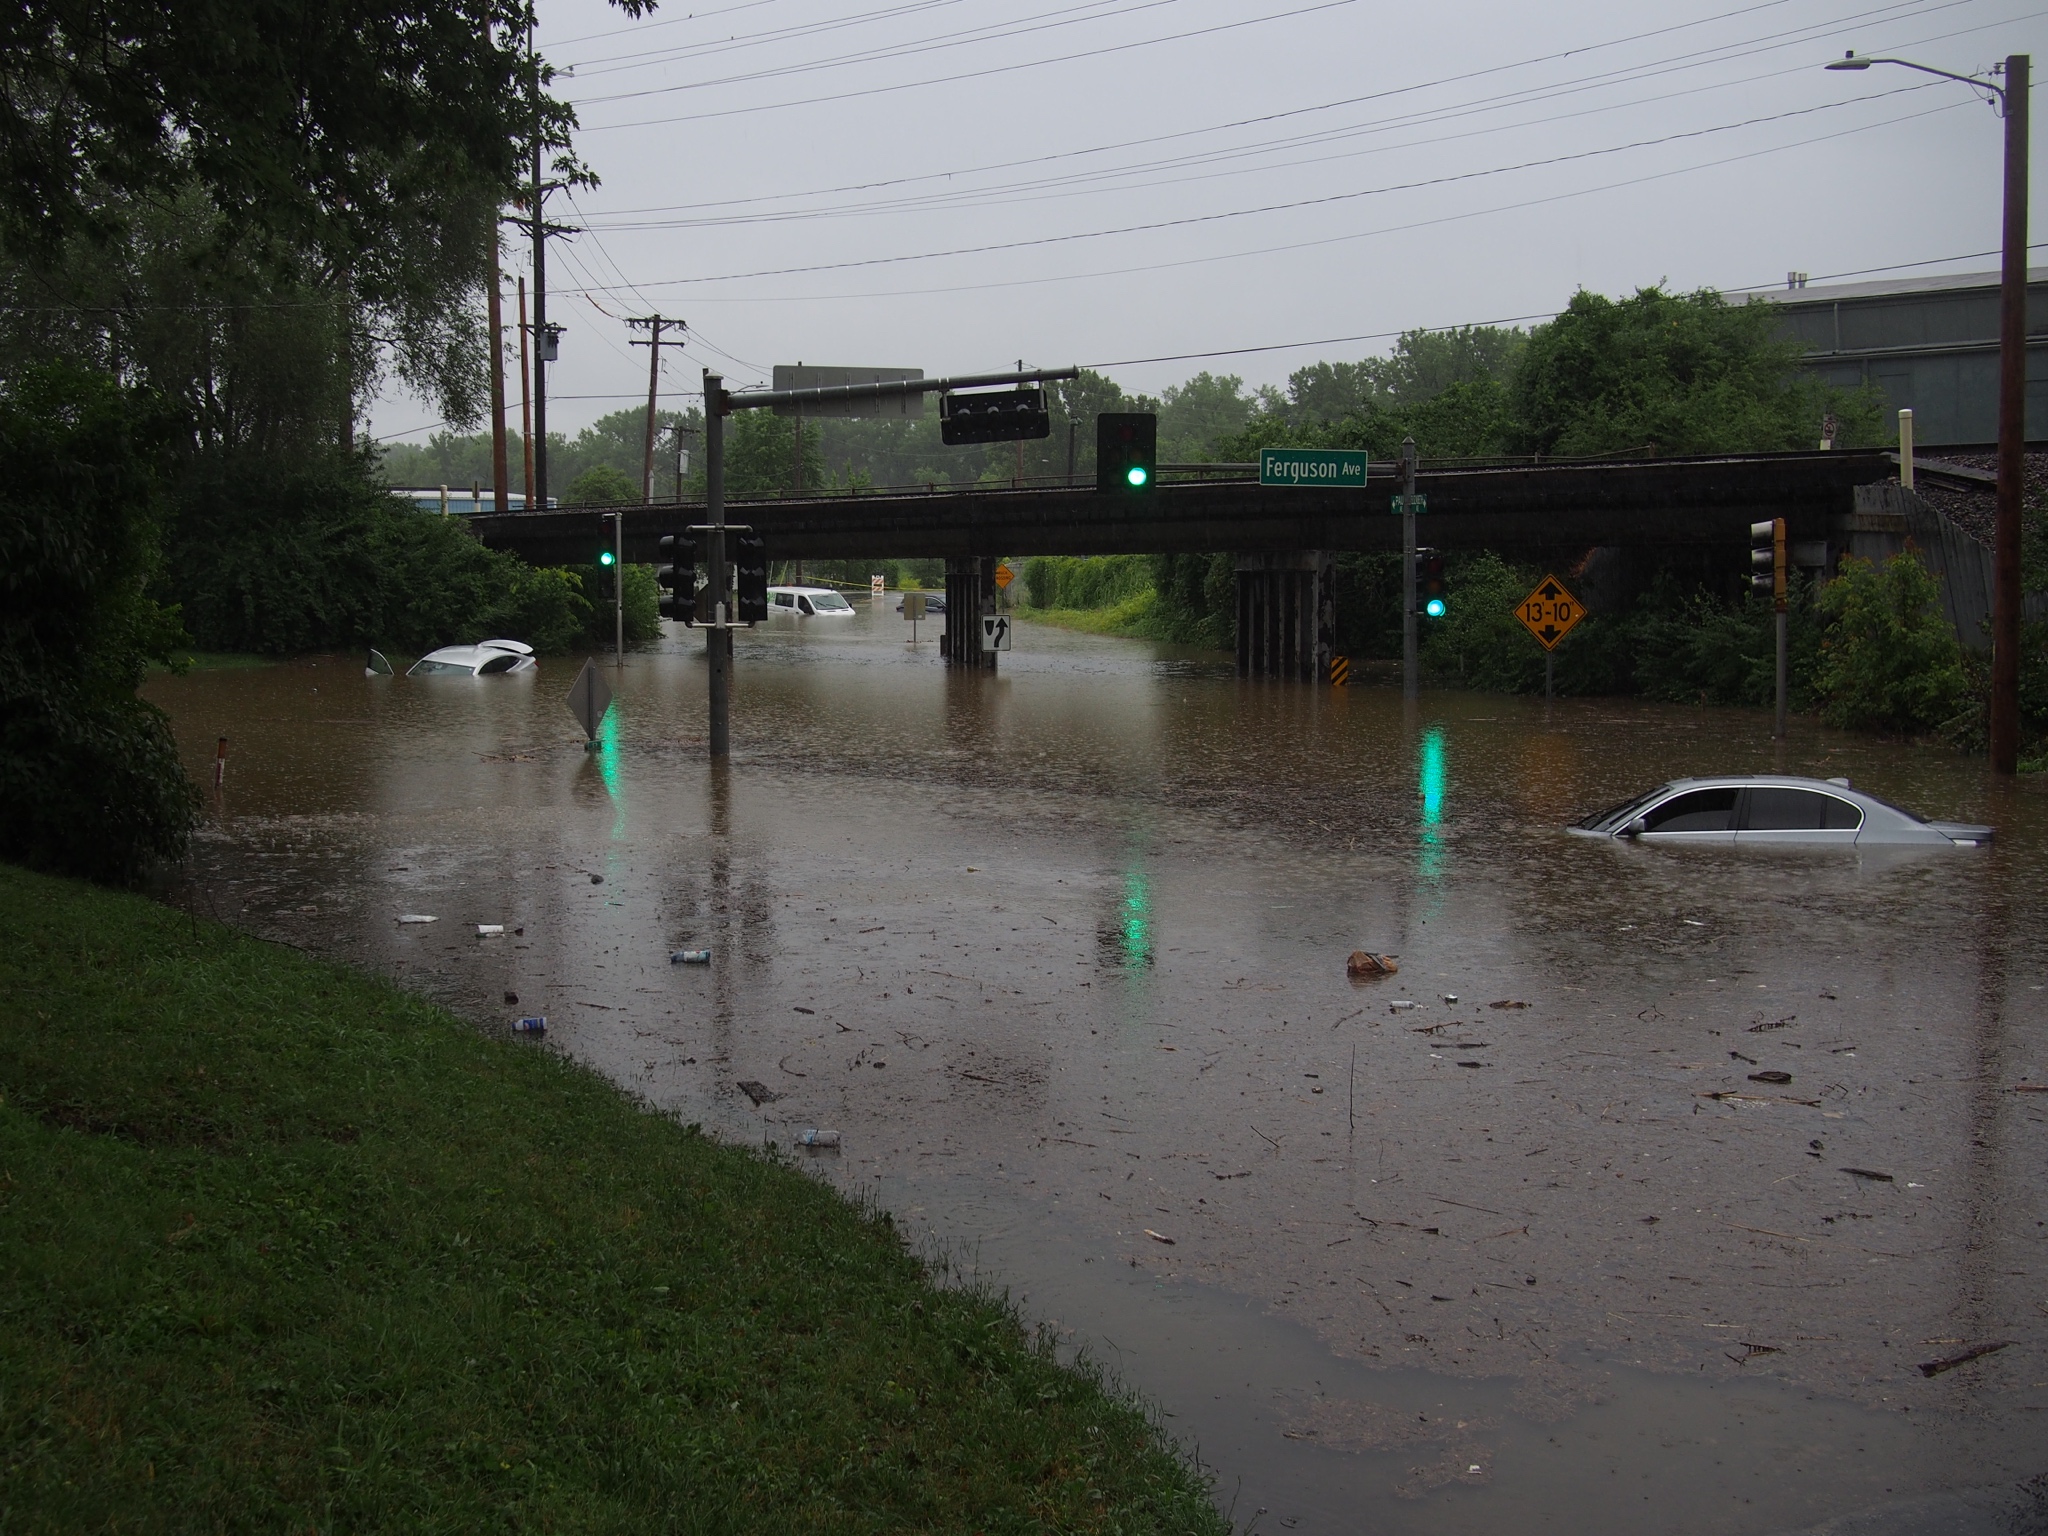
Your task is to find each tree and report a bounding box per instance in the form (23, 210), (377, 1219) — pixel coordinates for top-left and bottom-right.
(0, 366), (195, 883)
(1814, 550), (1967, 734)
(724, 412), (823, 496)
(1287, 327), (1525, 424)
(566, 464), (636, 506)
(1507, 286), (1879, 457)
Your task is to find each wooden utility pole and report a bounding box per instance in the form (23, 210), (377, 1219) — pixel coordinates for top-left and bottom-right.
(517, 276), (534, 505)
(488, 246), (510, 513)
(1991, 52), (2029, 775)
(627, 316), (685, 504)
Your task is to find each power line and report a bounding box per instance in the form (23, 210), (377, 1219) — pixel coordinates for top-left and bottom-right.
(556, 97), (1969, 291)
(578, 73), (1939, 232)
(576, 0), (1359, 127)
(571, 0), (1832, 204)
(569, 0), (1187, 104)
(559, 0), (975, 74)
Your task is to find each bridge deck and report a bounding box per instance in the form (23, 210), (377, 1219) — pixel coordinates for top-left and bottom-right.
(466, 449), (1892, 565)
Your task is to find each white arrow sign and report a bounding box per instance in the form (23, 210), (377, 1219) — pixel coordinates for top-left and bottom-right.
(980, 613), (1012, 651)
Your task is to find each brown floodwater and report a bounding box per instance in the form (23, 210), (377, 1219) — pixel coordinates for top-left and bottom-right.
(145, 602), (2048, 1533)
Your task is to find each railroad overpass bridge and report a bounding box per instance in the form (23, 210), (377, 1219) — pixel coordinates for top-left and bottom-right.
(469, 448), (1898, 679)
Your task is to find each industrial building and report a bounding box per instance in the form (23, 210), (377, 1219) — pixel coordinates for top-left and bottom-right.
(1758, 266), (2048, 444)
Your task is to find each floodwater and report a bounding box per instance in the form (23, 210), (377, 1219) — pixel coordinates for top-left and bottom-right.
(146, 602), (2048, 1534)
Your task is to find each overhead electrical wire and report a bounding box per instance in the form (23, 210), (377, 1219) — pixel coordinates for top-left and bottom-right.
(577, 72), (1940, 232)
(572, 0), (1825, 193)
(569, 0), (1190, 103)
(570, 0), (1956, 130)
(575, 0), (1360, 126)
(558, 0), (978, 75)
(556, 95), (1970, 292)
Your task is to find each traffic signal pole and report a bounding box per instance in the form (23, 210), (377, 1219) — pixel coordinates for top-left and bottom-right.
(689, 363), (1078, 759)
(705, 370), (730, 760)
(1400, 437), (1418, 702)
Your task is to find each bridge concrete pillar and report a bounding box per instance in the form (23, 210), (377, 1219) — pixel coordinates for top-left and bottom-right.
(943, 556), (996, 670)
(1235, 553), (1332, 681)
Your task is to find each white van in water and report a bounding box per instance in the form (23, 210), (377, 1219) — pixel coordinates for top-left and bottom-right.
(766, 586), (856, 617)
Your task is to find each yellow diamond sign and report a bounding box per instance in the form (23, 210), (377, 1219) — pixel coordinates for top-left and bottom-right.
(1516, 575), (1584, 651)
(993, 561), (1016, 591)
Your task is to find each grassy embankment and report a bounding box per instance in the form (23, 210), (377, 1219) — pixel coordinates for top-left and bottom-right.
(0, 864), (1222, 1532)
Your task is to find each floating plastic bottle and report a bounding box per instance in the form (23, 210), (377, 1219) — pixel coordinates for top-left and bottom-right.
(797, 1128), (841, 1149)
(671, 949), (711, 965)
(511, 1016), (547, 1034)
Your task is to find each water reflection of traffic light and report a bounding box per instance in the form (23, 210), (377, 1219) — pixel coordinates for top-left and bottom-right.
(1418, 725), (1447, 889)
(1096, 865), (1153, 969)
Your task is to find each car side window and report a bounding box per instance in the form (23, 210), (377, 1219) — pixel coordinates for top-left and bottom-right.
(1641, 787), (1739, 832)
(1743, 787), (1864, 830)
(773, 592), (793, 607)
(477, 653), (520, 674)
(798, 596), (814, 614)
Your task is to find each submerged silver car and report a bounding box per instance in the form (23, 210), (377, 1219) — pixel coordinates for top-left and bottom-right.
(1570, 775), (1992, 847)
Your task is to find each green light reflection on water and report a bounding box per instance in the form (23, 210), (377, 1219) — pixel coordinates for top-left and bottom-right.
(1120, 866), (1152, 968)
(597, 698), (626, 843)
(1418, 725), (1447, 888)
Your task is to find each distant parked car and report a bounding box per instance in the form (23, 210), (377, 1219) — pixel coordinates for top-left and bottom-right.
(405, 639), (538, 677)
(767, 586), (856, 617)
(1569, 776), (1991, 847)
(895, 592), (945, 615)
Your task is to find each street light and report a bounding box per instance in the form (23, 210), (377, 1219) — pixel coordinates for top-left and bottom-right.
(1826, 49), (2029, 774)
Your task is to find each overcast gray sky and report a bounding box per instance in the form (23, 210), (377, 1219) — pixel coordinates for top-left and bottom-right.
(366, 0), (2044, 443)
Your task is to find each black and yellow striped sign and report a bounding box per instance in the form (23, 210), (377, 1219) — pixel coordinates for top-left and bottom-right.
(1329, 654), (1350, 688)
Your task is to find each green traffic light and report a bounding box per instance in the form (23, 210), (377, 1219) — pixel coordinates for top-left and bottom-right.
(598, 550), (616, 567)
(1126, 465), (1148, 487)
(1425, 597), (1446, 618)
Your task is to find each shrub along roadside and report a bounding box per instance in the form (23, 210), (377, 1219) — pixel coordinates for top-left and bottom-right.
(0, 863), (1222, 1534)
(166, 453), (640, 657)
(0, 366), (198, 885)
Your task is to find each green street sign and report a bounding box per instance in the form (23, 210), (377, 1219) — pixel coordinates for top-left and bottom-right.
(1391, 494), (1428, 514)
(1258, 447), (1369, 488)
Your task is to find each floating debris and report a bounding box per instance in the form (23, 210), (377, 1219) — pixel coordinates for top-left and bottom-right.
(1347, 951), (1399, 978)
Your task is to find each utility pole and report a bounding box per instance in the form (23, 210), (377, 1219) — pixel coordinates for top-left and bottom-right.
(488, 246), (509, 514)
(1401, 436), (1419, 702)
(517, 276), (534, 505)
(628, 316), (686, 504)
(530, 44), (549, 514)
(1992, 52), (2029, 776)
(1824, 48), (2030, 773)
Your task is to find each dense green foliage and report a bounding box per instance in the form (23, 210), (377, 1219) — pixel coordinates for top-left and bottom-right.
(165, 453), (600, 657)
(0, 368), (196, 884)
(564, 463), (638, 506)
(1813, 551), (1967, 734)
(0, 863), (1222, 1533)
(1508, 287), (1882, 456)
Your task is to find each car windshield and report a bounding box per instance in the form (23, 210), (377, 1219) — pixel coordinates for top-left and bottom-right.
(1578, 788), (1665, 831)
(407, 658), (471, 676)
(810, 592), (852, 611)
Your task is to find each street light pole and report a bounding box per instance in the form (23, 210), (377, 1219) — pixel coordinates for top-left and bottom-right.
(1827, 50), (2029, 774)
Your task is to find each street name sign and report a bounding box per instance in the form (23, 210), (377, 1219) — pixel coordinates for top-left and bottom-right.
(1390, 494), (1428, 514)
(993, 561), (1016, 591)
(566, 658), (614, 744)
(1259, 447), (1369, 488)
(981, 613), (1013, 651)
(1516, 575), (1584, 651)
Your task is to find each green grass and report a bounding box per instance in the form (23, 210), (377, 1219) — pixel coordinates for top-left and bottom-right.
(0, 864), (1223, 1534)
(1012, 591), (1158, 639)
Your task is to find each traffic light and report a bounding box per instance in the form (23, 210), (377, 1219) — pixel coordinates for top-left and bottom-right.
(733, 532), (768, 623)
(1750, 518), (1785, 608)
(940, 388), (1051, 444)
(657, 532), (697, 625)
(596, 542), (617, 601)
(1418, 551), (1447, 618)
(1096, 412), (1157, 493)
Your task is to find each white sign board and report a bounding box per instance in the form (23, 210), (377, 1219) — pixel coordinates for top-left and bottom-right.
(871, 574), (886, 600)
(981, 613), (1013, 652)
(771, 365), (925, 419)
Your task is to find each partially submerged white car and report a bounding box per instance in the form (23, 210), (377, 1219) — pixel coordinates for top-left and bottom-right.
(405, 639), (537, 677)
(766, 585), (856, 618)
(1570, 775), (1992, 847)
